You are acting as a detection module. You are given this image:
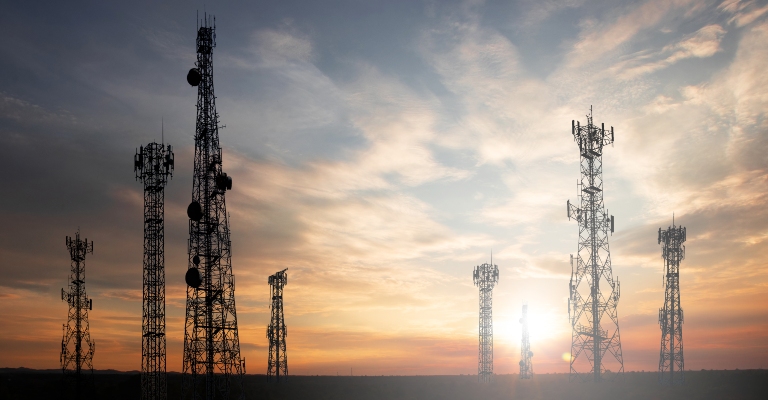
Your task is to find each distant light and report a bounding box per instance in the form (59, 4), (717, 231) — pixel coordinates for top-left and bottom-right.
(562, 353), (572, 362)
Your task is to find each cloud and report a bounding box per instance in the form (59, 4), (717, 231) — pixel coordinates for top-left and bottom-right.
(604, 21), (768, 329)
(254, 28), (314, 64)
(140, 26), (194, 64)
(610, 24), (726, 79)
(0, 92), (77, 124)
(513, 0), (587, 28)
(664, 24), (727, 61)
(419, 10), (578, 167)
(720, 0), (768, 27)
(226, 149), (488, 318)
(563, 0), (698, 69)
(615, 20), (768, 212)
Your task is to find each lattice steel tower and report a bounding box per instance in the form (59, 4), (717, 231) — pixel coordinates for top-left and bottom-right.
(267, 269), (288, 382)
(135, 142), (174, 400)
(658, 217), (686, 384)
(519, 304), (533, 379)
(60, 230), (95, 398)
(566, 107), (623, 382)
(182, 14), (245, 400)
(473, 262), (499, 383)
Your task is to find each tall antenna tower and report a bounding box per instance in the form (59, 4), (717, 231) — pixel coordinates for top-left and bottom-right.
(267, 269), (288, 382)
(658, 217), (686, 384)
(566, 107), (624, 381)
(60, 230), (95, 398)
(473, 262), (499, 383)
(135, 142), (174, 400)
(519, 304), (533, 379)
(182, 14), (245, 400)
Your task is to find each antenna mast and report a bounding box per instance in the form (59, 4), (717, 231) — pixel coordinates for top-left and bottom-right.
(267, 269), (288, 382)
(182, 14), (245, 399)
(566, 107), (624, 381)
(61, 230), (96, 398)
(519, 303), (533, 379)
(473, 261), (499, 383)
(135, 141), (174, 400)
(658, 218), (686, 384)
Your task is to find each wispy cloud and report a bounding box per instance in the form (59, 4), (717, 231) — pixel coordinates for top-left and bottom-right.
(610, 24), (726, 79)
(720, 0), (768, 27)
(563, 0), (698, 69)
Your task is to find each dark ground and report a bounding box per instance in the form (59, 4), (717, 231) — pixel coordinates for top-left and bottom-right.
(1, 369), (766, 400)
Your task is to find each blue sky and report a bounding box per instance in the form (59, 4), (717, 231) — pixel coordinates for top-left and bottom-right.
(1, 0), (767, 374)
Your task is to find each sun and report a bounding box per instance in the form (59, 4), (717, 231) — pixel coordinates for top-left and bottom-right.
(525, 309), (566, 345)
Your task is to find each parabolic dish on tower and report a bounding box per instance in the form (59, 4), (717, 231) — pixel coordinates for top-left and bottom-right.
(186, 68), (201, 86)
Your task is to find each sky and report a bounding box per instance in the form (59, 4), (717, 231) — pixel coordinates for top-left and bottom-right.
(0, 0), (767, 375)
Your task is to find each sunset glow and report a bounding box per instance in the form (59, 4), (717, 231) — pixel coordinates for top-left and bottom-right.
(1, 0), (768, 376)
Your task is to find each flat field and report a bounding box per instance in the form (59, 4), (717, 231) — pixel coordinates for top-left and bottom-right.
(1, 369), (766, 400)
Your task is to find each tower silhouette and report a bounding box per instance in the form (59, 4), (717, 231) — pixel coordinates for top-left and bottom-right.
(473, 262), (499, 383)
(658, 217), (686, 384)
(60, 230), (95, 398)
(182, 14), (245, 400)
(566, 107), (624, 381)
(267, 269), (288, 382)
(135, 142), (174, 400)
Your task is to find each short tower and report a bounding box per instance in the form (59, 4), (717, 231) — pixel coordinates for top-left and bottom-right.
(473, 262), (499, 383)
(60, 230), (96, 398)
(519, 304), (533, 379)
(658, 217), (686, 384)
(267, 269), (288, 382)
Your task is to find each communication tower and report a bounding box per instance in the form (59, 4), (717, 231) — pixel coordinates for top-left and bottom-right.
(473, 262), (499, 383)
(60, 230), (95, 398)
(182, 14), (245, 400)
(566, 107), (624, 381)
(267, 269), (288, 382)
(135, 142), (174, 400)
(519, 304), (533, 379)
(658, 217), (686, 384)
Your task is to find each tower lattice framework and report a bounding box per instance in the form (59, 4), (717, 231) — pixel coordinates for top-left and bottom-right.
(473, 262), (498, 383)
(267, 269), (288, 382)
(519, 304), (533, 379)
(135, 142), (174, 400)
(658, 218), (686, 384)
(566, 107), (624, 382)
(182, 14), (245, 400)
(60, 230), (95, 398)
